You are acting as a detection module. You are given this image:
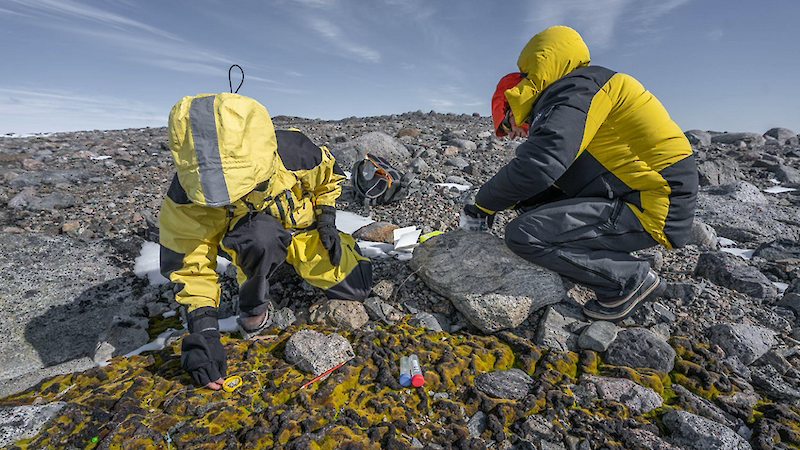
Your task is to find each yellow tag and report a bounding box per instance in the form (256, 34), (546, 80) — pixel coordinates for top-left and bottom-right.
(222, 375), (242, 392)
(419, 230), (443, 243)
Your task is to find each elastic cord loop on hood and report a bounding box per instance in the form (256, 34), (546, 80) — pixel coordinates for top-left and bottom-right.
(229, 65), (244, 94)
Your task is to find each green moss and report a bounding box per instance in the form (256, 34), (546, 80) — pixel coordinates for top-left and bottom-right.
(0, 322), (736, 449)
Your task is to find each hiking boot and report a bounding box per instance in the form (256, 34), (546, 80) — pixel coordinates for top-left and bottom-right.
(582, 270), (663, 321)
(237, 305), (273, 340)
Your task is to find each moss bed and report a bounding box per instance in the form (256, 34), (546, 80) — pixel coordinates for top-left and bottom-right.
(3, 322), (800, 449)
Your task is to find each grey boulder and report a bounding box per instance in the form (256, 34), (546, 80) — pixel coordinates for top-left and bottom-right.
(694, 251), (778, 301)
(662, 409), (751, 450)
(284, 329), (355, 376)
(410, 229), (565, 333)
(707, 323), (775, 365)
(604, 327), (676, 373)
(474, 368), (533, 400)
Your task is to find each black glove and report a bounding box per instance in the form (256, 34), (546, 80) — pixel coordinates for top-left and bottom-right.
(317, 205), (342, 266)
(463, 204), (496, 228)
(181, 307), (226, 387)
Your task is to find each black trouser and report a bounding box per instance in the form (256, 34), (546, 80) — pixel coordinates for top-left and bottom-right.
(221, 213), (371, 316)
(505, 198), (658, 301)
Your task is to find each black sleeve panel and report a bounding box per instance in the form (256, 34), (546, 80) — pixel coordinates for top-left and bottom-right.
(275, 130), (323, 171)
(166, 173), (191, 204)
(661, 154), (698, 248)
(476, 70), (608, 212)
(332, 160), (345, 176)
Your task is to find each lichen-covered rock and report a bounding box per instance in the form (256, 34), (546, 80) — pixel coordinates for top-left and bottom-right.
(579, 374), (663, 414)
(711, 132), (766, 147)
(662, 409), (752, 450)
(410, 229), (565, 333)
(768, 164), (800, 186)
(0, 323), (534, 449)
(604, 327), (676, 373)
(752, 239), (800, 262)
(0, 231), (141, 389)
(284, 329), (355, 375)
(578, 321), (620, 352)
(694, 251), (779, 301)
(707, 323), (775, 365)
(685, 130), (712, 147)
(697, 158), (744, 186)
(764, 127), (797, 145)
(0, 402), (65, 447)
(92, 314), (150, 364)
(706, 181), (768, 204)
(309, 300), (369, 330)
(474, 368), (533, 400)
(535, 305), (581, 352)
(750, 365), (800, 402)
(689, 219), (718, 248)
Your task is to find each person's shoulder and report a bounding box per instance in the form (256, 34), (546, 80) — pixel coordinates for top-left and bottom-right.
(567, 65), (617, 83)
(275, 129), (324, 171)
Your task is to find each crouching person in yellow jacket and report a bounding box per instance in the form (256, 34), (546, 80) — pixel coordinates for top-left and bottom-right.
(465, 26), (697, 322)
(159, 93), (372, 389)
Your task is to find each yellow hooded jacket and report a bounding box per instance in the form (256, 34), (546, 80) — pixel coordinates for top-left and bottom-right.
(158, 93), (346, 311)
(476, 26), (697, 249)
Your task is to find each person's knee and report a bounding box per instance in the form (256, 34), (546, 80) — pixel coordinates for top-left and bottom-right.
(505, 218), (551, 261)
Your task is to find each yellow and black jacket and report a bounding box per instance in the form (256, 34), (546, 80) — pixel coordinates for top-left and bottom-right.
(476, 26), (697, 249)
(159, 93), (348, 312)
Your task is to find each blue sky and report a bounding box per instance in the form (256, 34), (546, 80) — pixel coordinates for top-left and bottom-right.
(1, 0), (798, 135)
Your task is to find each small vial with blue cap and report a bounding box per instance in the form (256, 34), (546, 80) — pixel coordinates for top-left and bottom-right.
(399, 355), (412, 387)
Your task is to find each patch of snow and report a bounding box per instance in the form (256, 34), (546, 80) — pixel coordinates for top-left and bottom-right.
(134, 241), (230, 286)
(357, 241), (395, 259)
(773, 282), (789, 293)
(764, 186), (797, 194)
(219, 316), (240, 333)
(435, 183), (472, 191)
(721, 248), (755, 260)
(122, 328), (181, 360)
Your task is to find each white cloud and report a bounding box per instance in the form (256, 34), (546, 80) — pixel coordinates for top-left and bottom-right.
(427, 85), (485, 112)
(290, 0), (338, 7)
(0, 88), (165, 134)
(707, 29), (724, 40)
(5, 0), (180, 41)
(526, 0), (696, 51)
(3, 0), (273, 81)
(307, 17), (381, 62)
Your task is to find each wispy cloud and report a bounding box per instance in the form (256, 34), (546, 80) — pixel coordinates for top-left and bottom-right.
(526, 0), (696, 51)
(0, 88), (165, 133)
(290, 0), (338, 7)
(5, 0), (180, 40)
(707, 29), (724, 41)
(2, 0), (271, 81)
(427, 85), (485, 112)
(307, 17), (381, 63)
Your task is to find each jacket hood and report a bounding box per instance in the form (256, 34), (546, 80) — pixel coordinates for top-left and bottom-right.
(168, 93), (278, 206)
(505, 26), (591, 125)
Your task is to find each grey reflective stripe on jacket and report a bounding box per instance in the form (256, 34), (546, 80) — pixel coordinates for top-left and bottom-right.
(190, 96), (230, 206)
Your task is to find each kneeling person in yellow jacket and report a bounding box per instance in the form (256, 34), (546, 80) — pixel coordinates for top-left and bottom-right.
(159, 93), (372, 390)
(466, 26), (698, 322)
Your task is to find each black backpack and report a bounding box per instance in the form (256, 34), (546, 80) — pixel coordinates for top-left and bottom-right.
(351, 153), (407, 205)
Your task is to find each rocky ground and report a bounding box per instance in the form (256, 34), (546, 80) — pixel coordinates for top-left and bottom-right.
(0, 113), (799, 450)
